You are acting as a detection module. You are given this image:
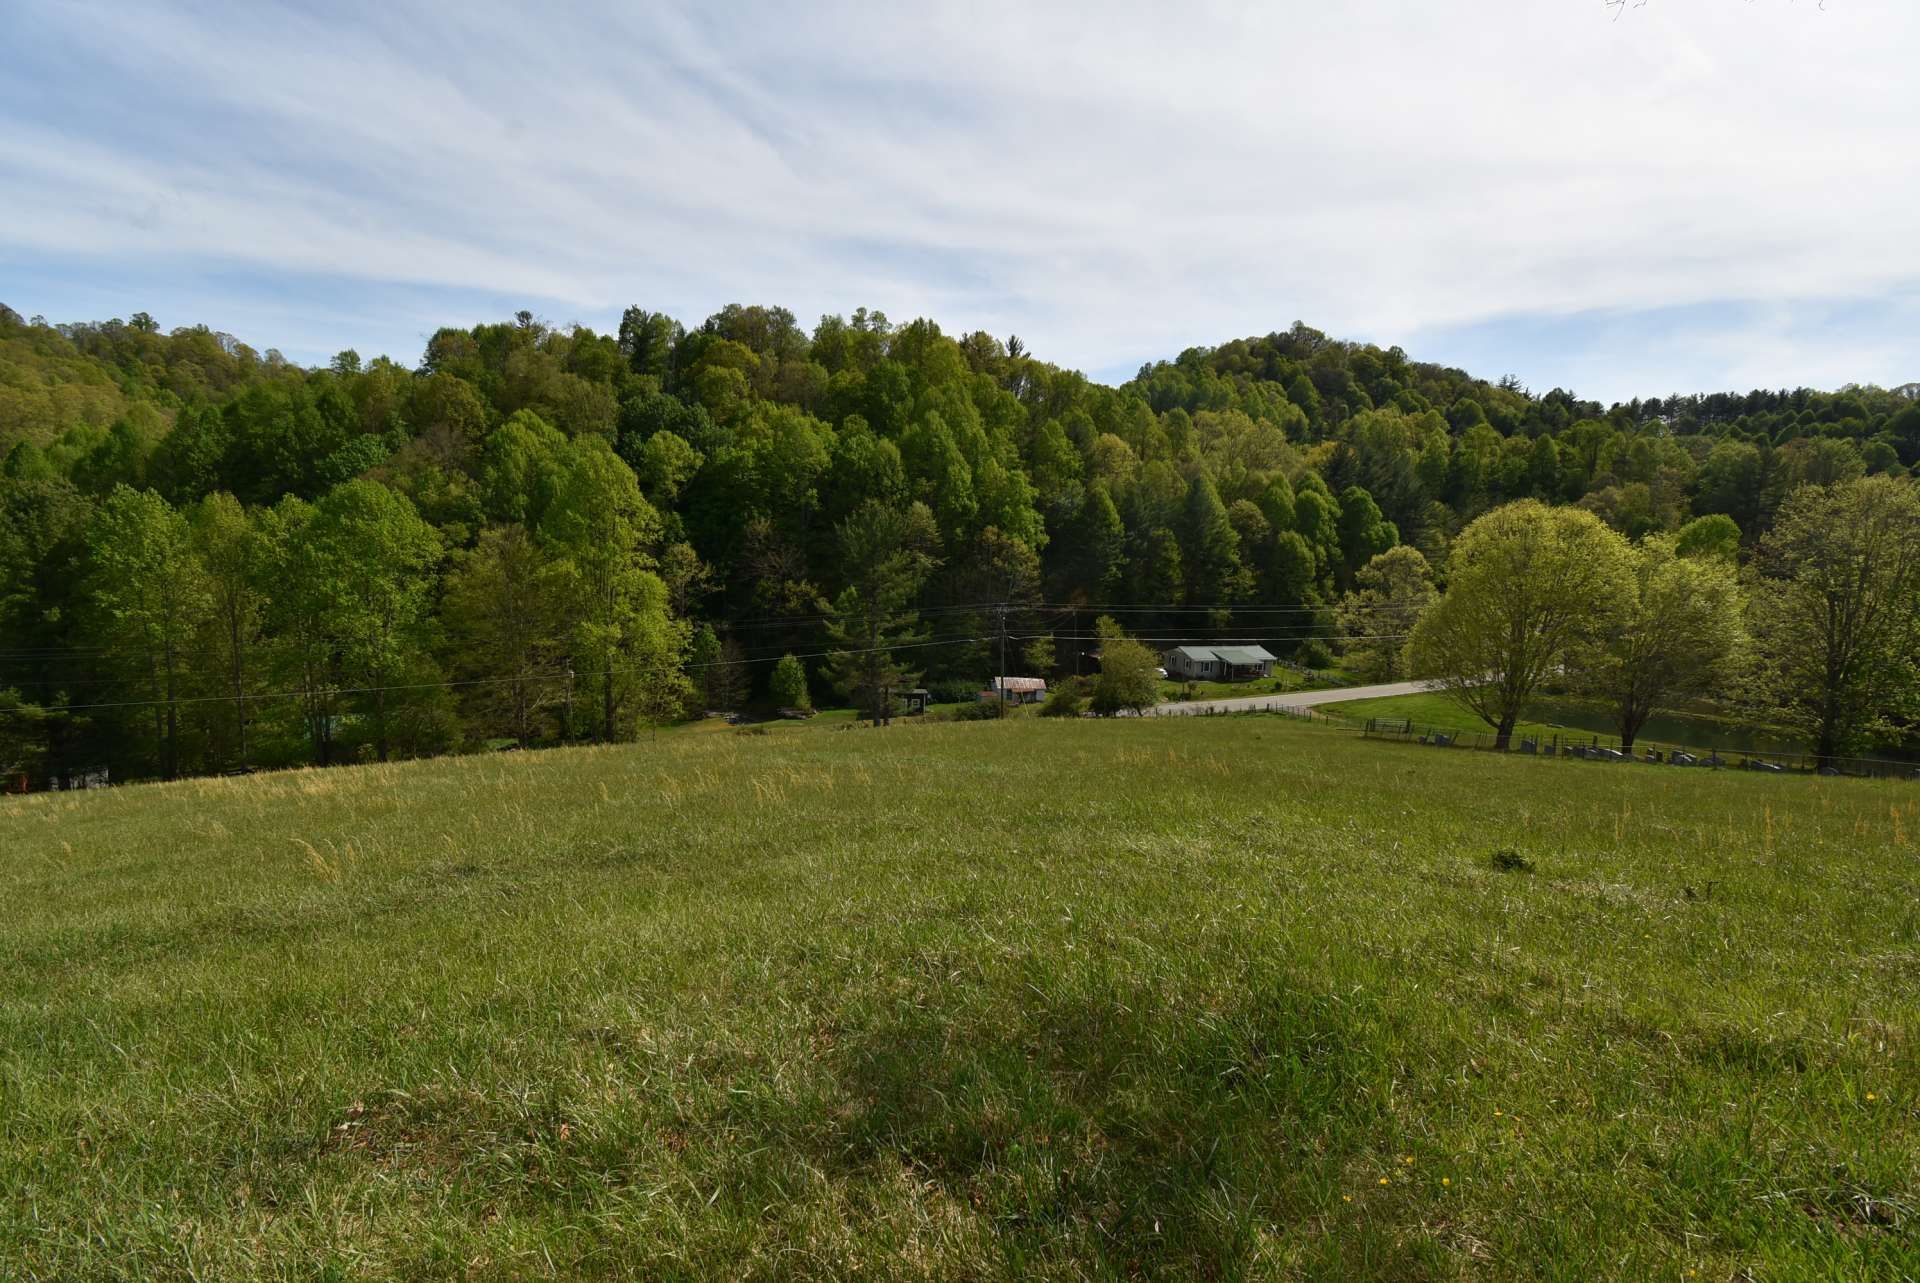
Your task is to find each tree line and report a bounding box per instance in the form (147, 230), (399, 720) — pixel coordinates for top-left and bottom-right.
(1402, 478), (1920, 766)
(2, 302), (1917, 783)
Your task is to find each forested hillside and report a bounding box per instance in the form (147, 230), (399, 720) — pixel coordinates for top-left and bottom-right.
(3, 301), (1917, 784)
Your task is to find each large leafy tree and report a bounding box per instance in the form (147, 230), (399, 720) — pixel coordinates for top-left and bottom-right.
(1089, 616), (1160, 716)
(258, 497), (337, 765)
(442, 523), (567, 747)
(1582, 537), (1746, 749)
(1749, 476), (1920, 766)
(84, 486), (210, 779)
(540, 440), (686, 740)
(1673, 513), (1741, 561)
(1410, 501), (1634, 749)
(189, 492), (270, 769)
(1336, 546), (1436, 682)
(479, 410), (574, 529)
(292, 480), (443, 762)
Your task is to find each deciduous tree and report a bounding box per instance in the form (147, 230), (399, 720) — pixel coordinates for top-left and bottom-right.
(1089, 616), (1160, 716)
(84, 486), (209, 778)
(1582, 537), (1746, 749)
(1410, 501), (1633, 749)
(293, 480), (442, 762)
(1336, 546), (1435, 681)
(541, 440), (685, 741)
(1749, 477), (1920, 766)
(189, 492), (268, 769)
(443, 523), (566, 746)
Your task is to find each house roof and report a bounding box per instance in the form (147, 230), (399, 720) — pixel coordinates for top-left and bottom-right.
(988, 676), (1047, 692)
(1210, 645), (1277, 665)
(1166, 645), (1277, 665)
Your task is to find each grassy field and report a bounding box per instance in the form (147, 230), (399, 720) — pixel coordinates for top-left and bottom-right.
(1159, 668), (1346, 704)
(2, 717), (1916, 1280)
(1327, 693), (1805, 756)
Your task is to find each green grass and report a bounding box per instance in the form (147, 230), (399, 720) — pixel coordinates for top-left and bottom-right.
(1323, 693), (1566, 740)
(1329, 693), (1805, 756)
(3, 717), (1916, 1280)
(1159, 668), (1342, 702)
(671, 702), (975, 737)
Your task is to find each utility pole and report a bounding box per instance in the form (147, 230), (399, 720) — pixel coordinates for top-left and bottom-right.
(996, 604), (1009, 711)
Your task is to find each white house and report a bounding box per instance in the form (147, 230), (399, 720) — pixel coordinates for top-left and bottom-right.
(1162, 645), (1278, 682)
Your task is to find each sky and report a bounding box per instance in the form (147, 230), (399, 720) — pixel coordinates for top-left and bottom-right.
(3, 0), (1916, 405)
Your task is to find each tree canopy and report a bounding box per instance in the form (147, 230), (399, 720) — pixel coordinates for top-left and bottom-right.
(5, 300), (1920, 782)
(1410, 502), (1634, 749)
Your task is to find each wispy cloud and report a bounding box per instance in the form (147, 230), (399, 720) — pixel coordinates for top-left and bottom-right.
(4, 0), (1916, 401)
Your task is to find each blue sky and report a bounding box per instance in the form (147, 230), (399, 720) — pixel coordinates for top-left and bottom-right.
(4, 1), (1916, 405)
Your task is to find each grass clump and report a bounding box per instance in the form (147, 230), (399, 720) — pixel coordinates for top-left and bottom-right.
(1, 717), (1916, 1279)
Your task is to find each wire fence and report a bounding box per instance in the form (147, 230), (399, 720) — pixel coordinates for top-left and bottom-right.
(1360, 718), (1920, 781)
(1149, 700), (1325, 723)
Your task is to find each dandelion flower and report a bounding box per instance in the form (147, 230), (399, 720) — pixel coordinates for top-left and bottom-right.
(1442, 1177), (1451, 1187)
(1493, 1109), (1503, 1117)
(1866, 1092), (1877, 1101)
(1379, 1177), (1389, 1186)
(1342, 1194), (1352, 1203)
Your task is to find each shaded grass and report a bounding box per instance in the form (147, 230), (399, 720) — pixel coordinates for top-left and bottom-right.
(1327, 692), (1803, 756)
(1, 717), (1916, 1279)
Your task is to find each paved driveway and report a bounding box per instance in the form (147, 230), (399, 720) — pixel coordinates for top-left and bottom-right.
(1146, 679), (1435, 717)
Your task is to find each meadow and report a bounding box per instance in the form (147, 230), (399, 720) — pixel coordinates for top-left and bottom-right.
(2, 716), (1915, 1280)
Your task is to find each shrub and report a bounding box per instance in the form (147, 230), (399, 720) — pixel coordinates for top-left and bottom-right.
(1039, 678), (1089, 718)
(768, 653), (811, 712)
(926, 678), (983, 705)
(1295, 639), (1334, 670)
(951, 698), (1007, 721)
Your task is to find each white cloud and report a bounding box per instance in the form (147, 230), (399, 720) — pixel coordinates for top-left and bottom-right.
(4, 0), (1916, 399)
